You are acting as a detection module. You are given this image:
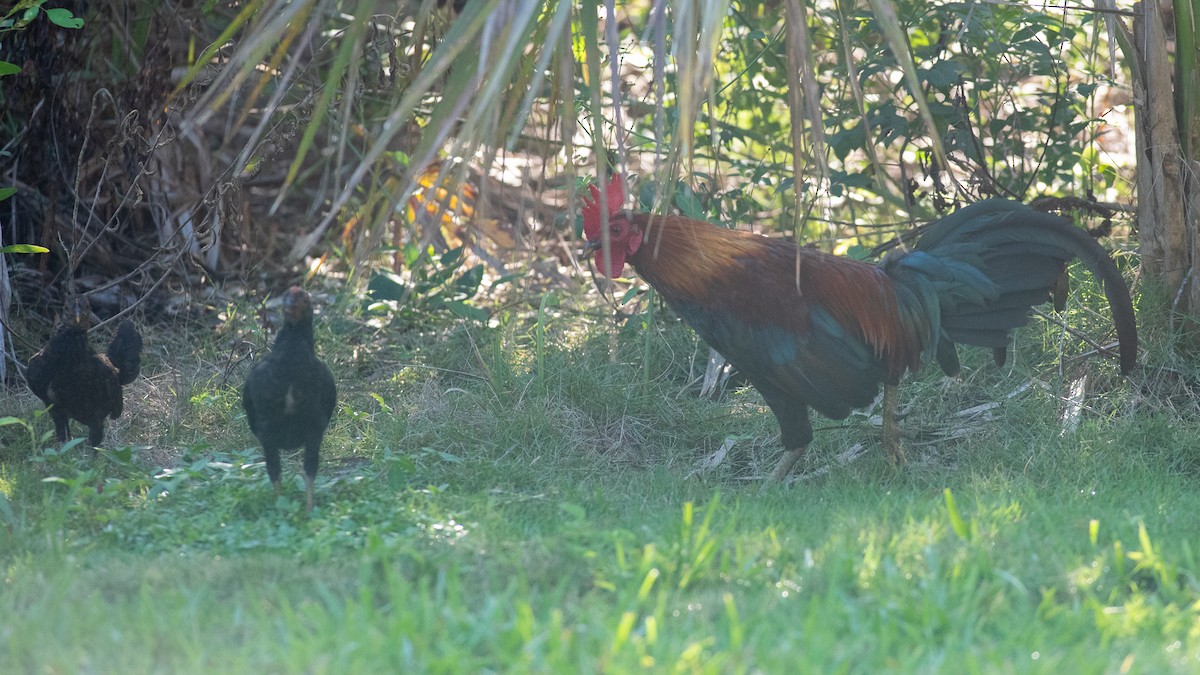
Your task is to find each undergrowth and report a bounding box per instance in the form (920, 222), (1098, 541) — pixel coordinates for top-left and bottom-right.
(1, 284), (1198, 672)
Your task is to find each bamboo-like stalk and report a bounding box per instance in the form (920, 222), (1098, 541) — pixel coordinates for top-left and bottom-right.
(1176, 0), (1200, 315)
(1133, 2), (1187, 303)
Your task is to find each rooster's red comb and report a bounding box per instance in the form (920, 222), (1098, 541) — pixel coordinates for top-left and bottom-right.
(581, 174), (626, 240)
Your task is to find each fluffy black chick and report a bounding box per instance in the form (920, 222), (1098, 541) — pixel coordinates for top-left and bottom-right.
(242, 287), (337, 511)
(107, 319), (143, 386)
(26, 295), (143, 448)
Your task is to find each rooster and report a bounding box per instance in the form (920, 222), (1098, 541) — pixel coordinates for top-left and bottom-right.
(581, 175), (1137, 480)
(26, 295), (143, 448)
(242, 287), (337, 511)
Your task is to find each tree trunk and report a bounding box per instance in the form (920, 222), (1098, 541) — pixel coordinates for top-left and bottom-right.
(1134, 0), (1200, 325)
(1135, 3), (1186, 296)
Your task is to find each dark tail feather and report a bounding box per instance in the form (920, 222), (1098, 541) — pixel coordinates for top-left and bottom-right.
(107, 320), (143, 386)
(893, 199), (1137, 374)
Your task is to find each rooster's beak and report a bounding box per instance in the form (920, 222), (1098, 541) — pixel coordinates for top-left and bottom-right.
(582, 240), (602, 258)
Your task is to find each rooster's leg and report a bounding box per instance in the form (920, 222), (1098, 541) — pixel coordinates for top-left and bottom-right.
(882, 384), (905, 465)
(768, 447), (806, 482)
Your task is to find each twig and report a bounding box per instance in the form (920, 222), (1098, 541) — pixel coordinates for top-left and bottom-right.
(1169, 267), (1194, 335)
(1030, 306), (1124, 363)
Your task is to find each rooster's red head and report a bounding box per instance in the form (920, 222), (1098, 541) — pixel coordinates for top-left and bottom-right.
(582, 174), (641, 277)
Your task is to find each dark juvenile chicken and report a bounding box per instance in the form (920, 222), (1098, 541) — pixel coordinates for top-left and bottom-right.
(26, 295), (143, 448)
(582, 175), (1137, 481)
(242, 287), (337, 511)
(107, 319), (143, 386)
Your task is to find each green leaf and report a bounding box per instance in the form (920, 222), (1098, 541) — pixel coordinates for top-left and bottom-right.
(0, 244), (49, 254)
(426, 264), (456, 286)
(402, 242), (424, 268)
(627, 179), (653, 212)
(385, 150), (411, 168)
(843, 244), (872, 261)
(43, 7), (84, 29)
(0, 61), (20, 77)
(830, 170), (873, 190)
(452, 265), (484, 297)
(439, 246), (465, 268)
(618, 286), (642, 306)
(366, 393), (392, 415)
(828, 123), (866, 161)
(0, 187), (16, 201)
(673, 184), (705, 220)
(366, 271), (407, 302)
(922, 60), (963, 89)
(943, 488), (969, 540)
(444, 301), (488, 322)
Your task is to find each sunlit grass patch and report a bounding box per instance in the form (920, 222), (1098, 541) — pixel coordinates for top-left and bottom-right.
(0, 291), (1196, 672)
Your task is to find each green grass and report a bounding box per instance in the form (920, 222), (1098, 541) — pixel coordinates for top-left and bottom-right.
(2, 293), (1198, 673)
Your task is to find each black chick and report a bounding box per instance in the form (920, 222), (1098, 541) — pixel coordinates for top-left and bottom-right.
(242, 287), (337, 511)
(107, 319), (143, 385)
(26, 295), (143, 448)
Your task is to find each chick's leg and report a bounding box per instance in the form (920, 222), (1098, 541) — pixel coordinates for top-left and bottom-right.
(882, 384), (905, 465)
(87, 421), (105, 451)
(303, 441), (320, 512)
(303, 475), (315, 512)
(264, 446), (283, 497)
(50, 409), (71, 444)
